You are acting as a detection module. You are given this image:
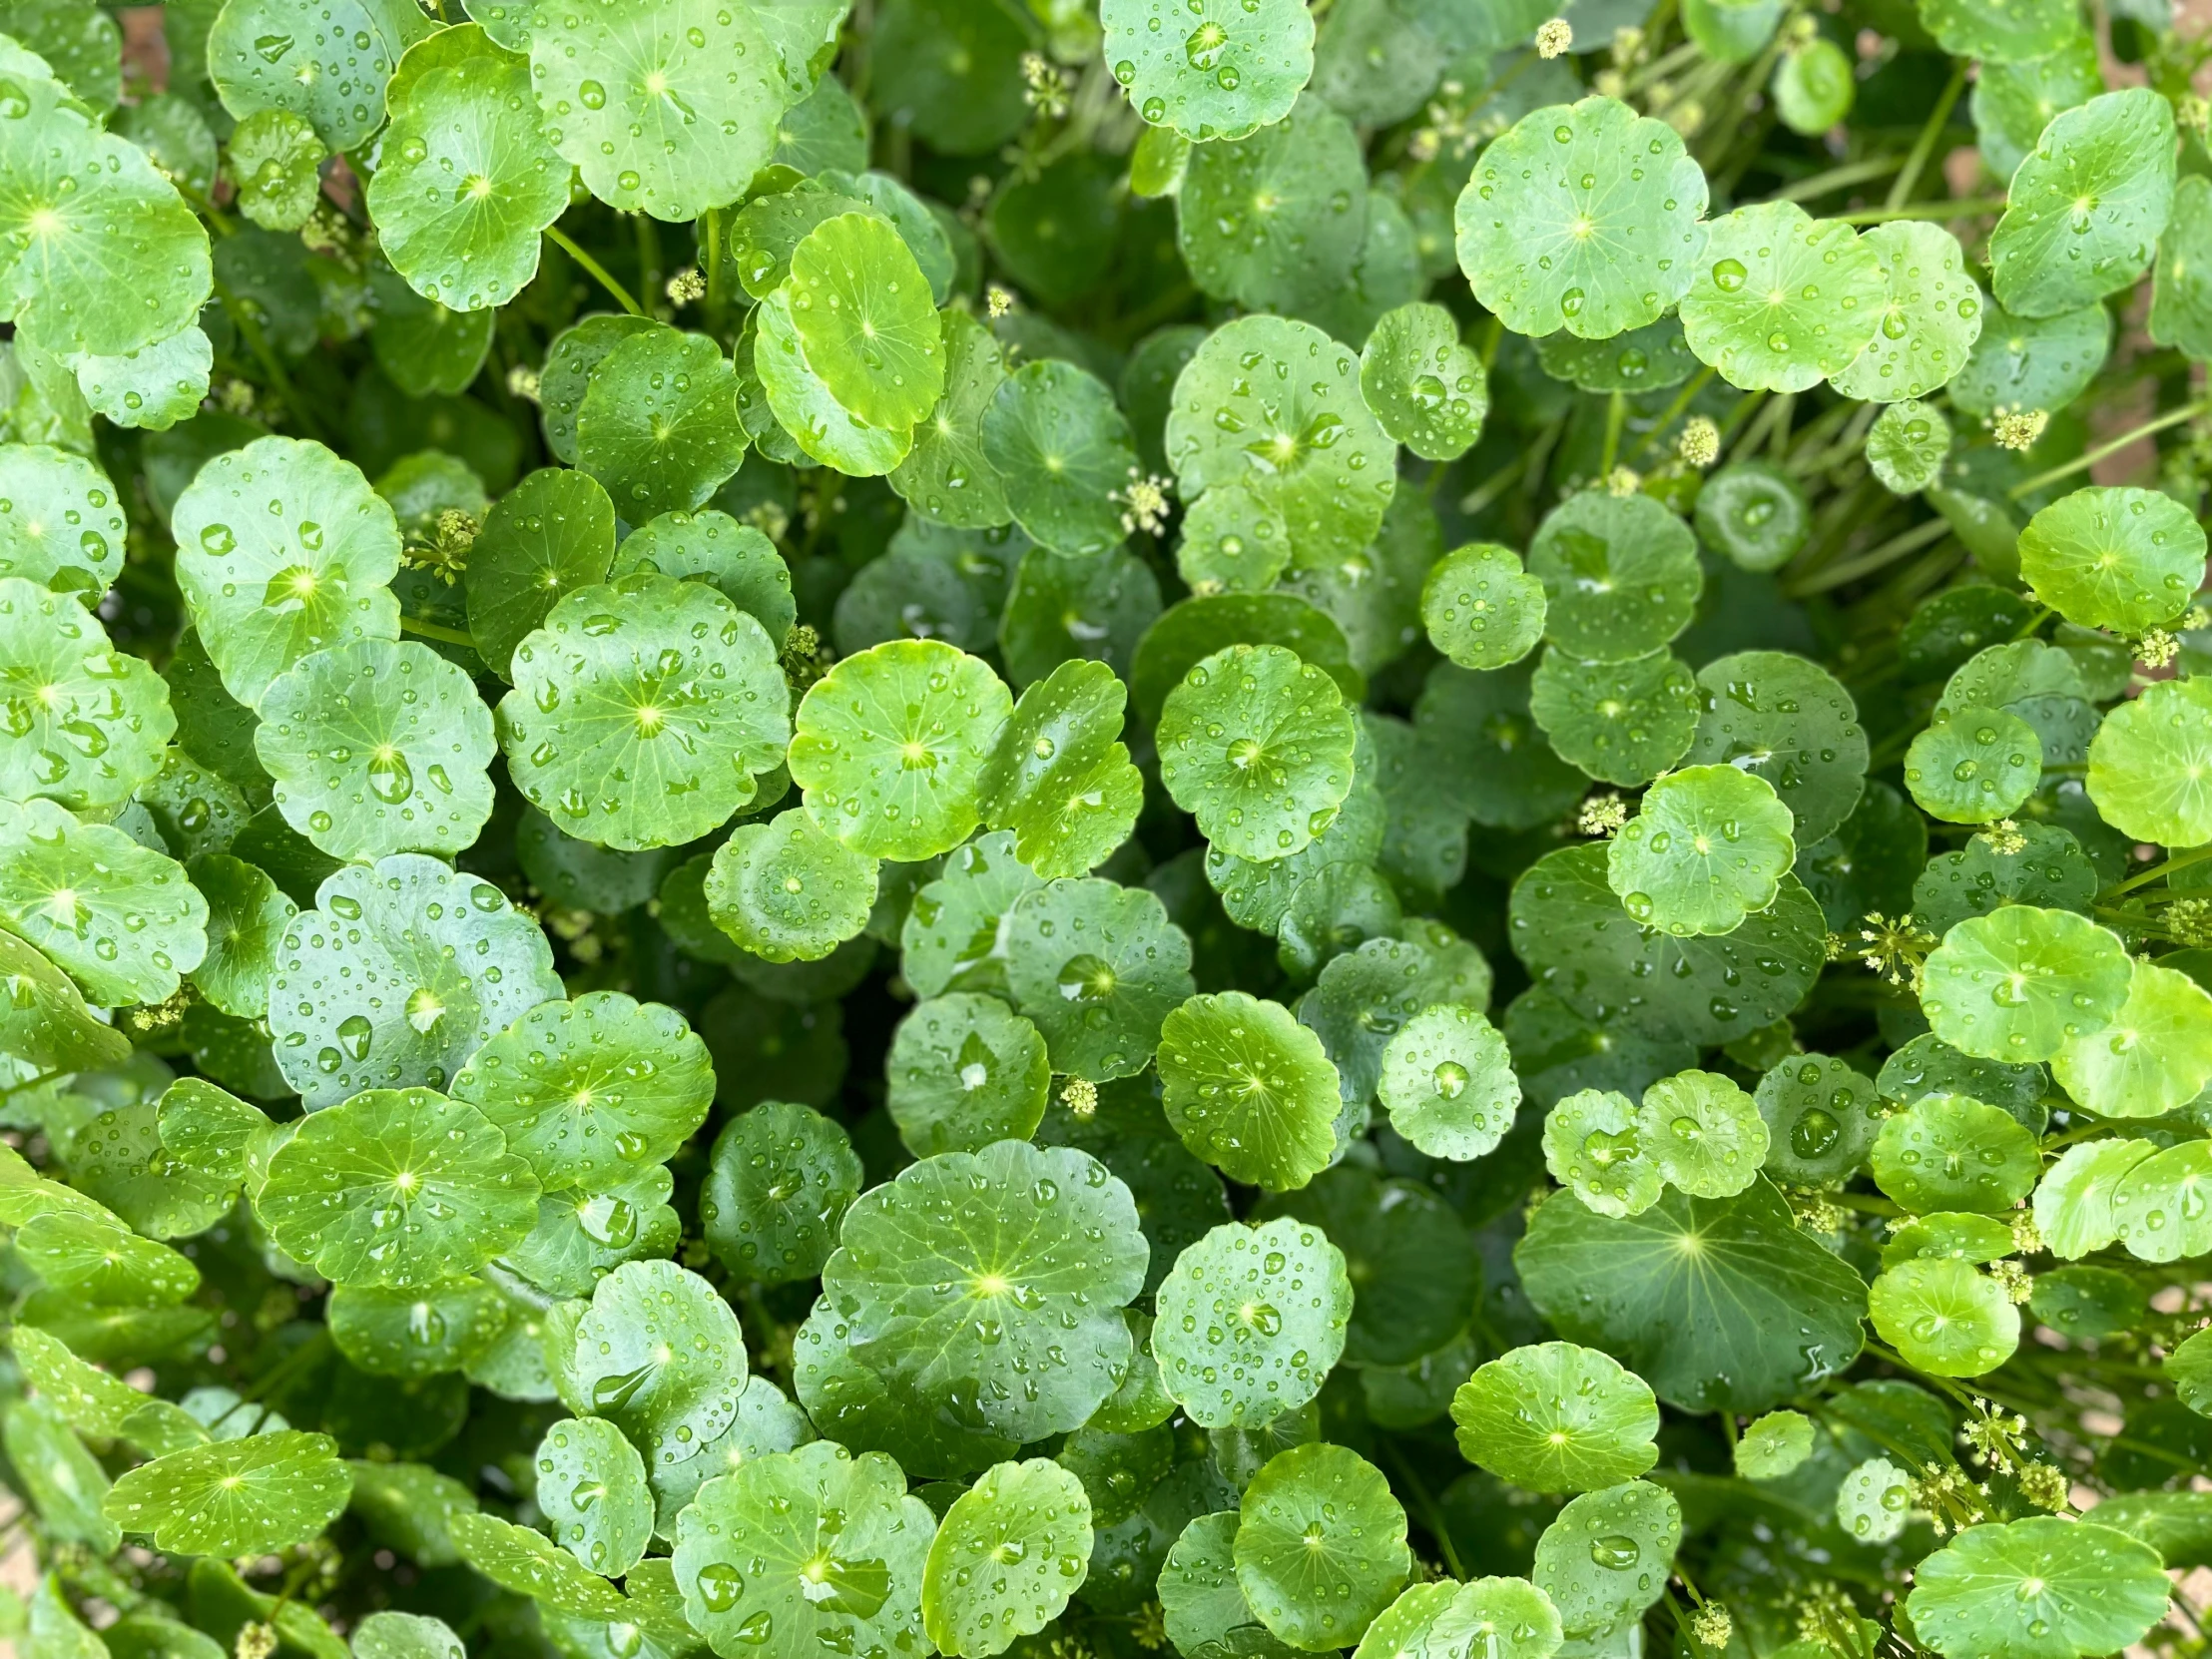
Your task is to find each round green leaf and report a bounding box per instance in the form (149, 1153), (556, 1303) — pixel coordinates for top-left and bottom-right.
(2109, 1138), (2212, 1263)
(1233, 1443), (1408, 1653)
(1158, 991), (1341, 1191)
(783, 213), (943, 433)
(702, 1101), (862, 1285)
(258, 1087), (539, 1288)
(1905, 704), (2042, 825)
(975, 658), (1143, 880)
(792, 1296), (1019, 1481)
(104, 1431), (351, 1557)
(789, 638), (1012, 861)
(0, 797), (206, 1007)
(1153, 1217), (1352, 1429)
(448, 1509), (631, 1619)
(527, 0), (789, 221)
(891, 308), (1014, 531)
(753, 288), (913, 477)
(1353, 1579), (1561, 1659)
(1830, 222), (1985, 402)
(268, 853), (564, 1107)
(1867, 399), (1953, 494)
(1377, 1003), (1518, 1161)
(2051, 958), (2212, 1119)
(1919, 904), (2132, 1062)
(673, 1441), (934, 1657)
(1530, 1480), (1679, 1639)
(208, 0), (428, 149)
(1682, 650), (1869, 844)
(2150, 172), (2212, 361)
(886, 992), (1050, 1158)
(1451, 1341), (1659, 1493)
(255, 639), (494, 860)
(69, 323), (209, 437)
(1868, 1257), (2020, 1377)
(1528, 647), (1701, 787)
(1177, 98), (1369, 314)
(1528, 491), (1698, 669)
(611, 510), (795, 648)
(824, 1139), (1147, 1442)
(1453, 95), (1708, 340)
(1949, 295), (2111, 419)
(1420, 544), (1545, 672)
(1735, 1409), (1816, 1479)
(1358, 302), (1486, 463)
(1516, 1181), (1868, 1411)
(1680, 202), (1885, 392)
(1693, 460), (1811, 573)
(1158, 645), (1358, 864)
(535, 1414), (652, 1577)
(2087, 677), (2212, 846)
(1991, 89), (2176, 319)
(2018, 484), (2206, 635)
(980, 359), (1138, 559)
(1909, 1515), (2169, 1659)
(327, 1278), (513, 1378)
(900, 830), (1044, 1000)
(1102, 0), (1315, 141)
(707, 809), (879, 963)
(1542, 1088), (1663, 1218)
(572, 1259), (748, 1467)
(172, 436), (403, 710)
(0, 442), (124, 595)
(368, 28), (568, 311)
(1536, 316), (1701, 393)
(1871, 1092), (2040, 1212)
(1001, 875), (1195, 1081)
(575, 328), (747, 520)
(0, 577), (174, 814)
(498, 572), (790, 852)
(450, 991), (714, 1192)
(1164, 315), (1395, 569)
(1755, 1052), (1885, 1185)
(923, 1458), (1094, 1658)
(1607, 765), (1795, 936)
(1638, 1068), (1769, 1198)
(15, 1208), (198, 1307)
(463, 468), (617, 680)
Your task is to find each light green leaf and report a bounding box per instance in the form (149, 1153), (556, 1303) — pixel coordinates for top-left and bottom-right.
(1530, 1481), (1678, 1638)
(975, 658), (1143, 880)
(0, 442), (124, 595)
(1909, 1516), (2168, 1659)
(535, 1415), (652, 1577)
(104, 1430), (352, 1557)
(1234, 1443), (1408, 1652)
(1420, 545), (1545, 673)
(1153, 1217), (1352, 1429)
(707, 809), (879, 964)
(1351, 1579), (1561, 1659)
(1829, 222), (1985, 402)
(185, 852), (295, 1020)
(368, 27), (568, 310)
(258, 1087), (539, 1288)
(448, 1509), (632, 1619)
(1450, 1342), (1659, 1493)
(498, 572), (790, 852)
(891, 308), (1014, 531)
(576, 329), (747, 520)
(1679, 202), (1885, 392)
(268, 854), (563, 1106)
(527, 0), (790, 221)
(1542, 1089), (1663, 1218)
(1607, 765), (1794, 937)
(571, 1259), (749, 1468)
(980, 359), (1138, 558)
(1869, 1257), (2019, 1376)
(2017, 484), (2205, 635)
(0, 577), (174, 814)
(1102, 0), (1315, 141)
(609, 509), (796, 646)
(451, 991), (713, 1191)
(1919, 904), (2132, 1062)
(2051, 957), (2212, 1119)
(1358, 302), (1486, 462)
(1377, 1003), (1518, 1161)
(1177, 97), (1369, 314)
(1003, 875), (1195, 1081)
(2150, 173), (2212, 362)
(1158, 644), (1358, 864)
(0, 797), (205, 1006)
(1990, 89), (2176, 318)
(703, 1102), (862, 1286)
(885, 992), (1050, 1158)
(1159, 991), (1341, 1191)
(922, 1459), (1094, 1658)
(753, 287), (912, 477)
(171, 436), (403, 710)
(789, 639), (1012, 861)
(823, 1139), (1147, 1442)
(2087, 676), (2212, 846)
(1454, 96), (1708, 341)
(786, 214), (944, 431)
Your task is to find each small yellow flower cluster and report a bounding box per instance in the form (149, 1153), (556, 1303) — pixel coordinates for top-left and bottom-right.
(1535, 18), (1574, 56)
(1577, 792), (1628, 836)
(1678, 416), (1721, 468)
(1992, 407), (2048, 451)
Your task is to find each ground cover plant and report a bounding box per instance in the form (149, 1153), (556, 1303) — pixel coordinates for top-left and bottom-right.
(2, 0), (2212, 1656)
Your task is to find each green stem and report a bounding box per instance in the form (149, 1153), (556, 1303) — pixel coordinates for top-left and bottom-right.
(1833, 196), (2007, 225)
(545, 225), (645, 316)
(1625, 39), (1702, 92)
(1769, 152), (1907, 203)
(702, 206), (725, 332)
(1785, 513), (1952, 596)
(399, 614), (479, 649)
(1379, 1437), (1466, 1581)
(2005, 395), (2212, 498)
(1885, 60), (1967, 210)
(2104, 840), (2212, 897)
(1599, 389), (1627, 477)
(218, 281), (322, 443)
